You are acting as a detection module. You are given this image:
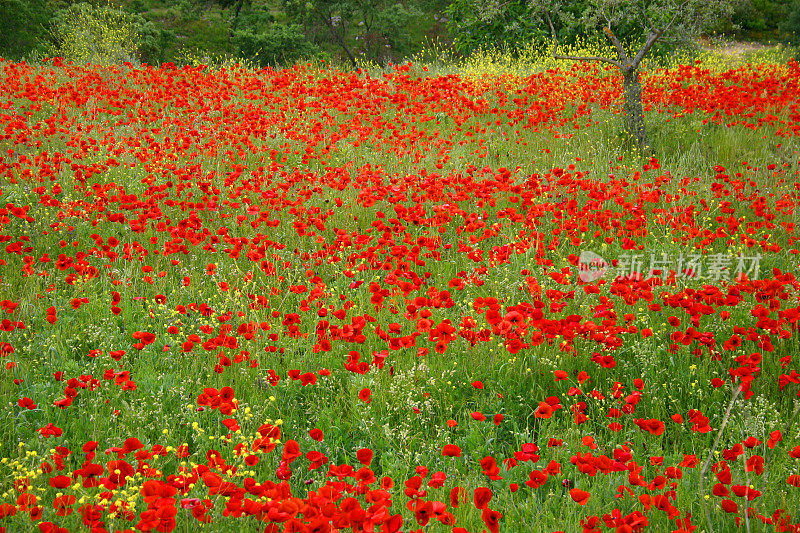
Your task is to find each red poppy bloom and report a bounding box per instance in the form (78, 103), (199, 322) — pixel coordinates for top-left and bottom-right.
(481, 507), (502, 533)
(720, 499), (738, 513)
(17, 397), (36, 410)
(356, 448), (373, 466)
(473, 487), (492, 509)
(48, 475), (71, 489)
(442, 444), (462, 457)
(450, 486), (467, 508)
(635, 418), (665, 435)
(570, 488), (591, 506)
(53, 494), (76, 516)
(535, 402), (554, 418)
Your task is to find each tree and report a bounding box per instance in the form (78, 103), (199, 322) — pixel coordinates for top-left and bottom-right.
(445, 0), (592, 55)
(781, 0), (800, 45)
(284, 0), (422, 69)
(446, 0), (543, 54)
(446, 0), (737, 152)
(0, 0), (52, 60)
(534, 0), (738, 153)
(232, 23), (318, 67)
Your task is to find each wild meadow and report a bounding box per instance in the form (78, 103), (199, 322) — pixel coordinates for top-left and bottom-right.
(0, 46), (799, 532)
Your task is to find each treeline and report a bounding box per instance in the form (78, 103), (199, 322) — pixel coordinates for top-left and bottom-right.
(2, 0), (799, 67)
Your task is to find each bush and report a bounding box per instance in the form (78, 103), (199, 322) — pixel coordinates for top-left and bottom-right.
(0, 0), (51, 60)
(45, 2), (171, 66)
(781, 0), (800, 44)
(232, 24), (318, 67)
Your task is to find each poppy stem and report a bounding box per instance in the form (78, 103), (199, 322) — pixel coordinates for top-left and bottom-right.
(699, 384), (740, 533)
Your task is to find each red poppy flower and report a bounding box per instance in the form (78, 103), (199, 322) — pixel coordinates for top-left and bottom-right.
(17, 397), (36, 410)
(745, 455), (764, 475)
(107, 460), (135, 486)
(742, 436), (761, 448)
(281, 440), (302, 464)
(356, 448), (373, 466)
(635, 418), (665, 436)
(358, 388), (372, 403)
(473, 487), (492, 509)
(48, 475), (71, 489)
(481, 507), (502, 533)
(53, 494), (76, 516)
(122, 437), (143, 455)
(720, 499), (738, 513)
(713, 483), (730, 497)
(442, 444), (462, 457)
(428, 471), (446, 488)
(479, 456), (503, 480)
(535, 402), (555, 418)
(37, 424), (63, 438)
(450, 486), (467, 508)
(570, 488), (591, 506)
(525, 470), (548, 489)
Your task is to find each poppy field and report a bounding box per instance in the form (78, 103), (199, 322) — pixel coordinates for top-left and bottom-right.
(1, 54), (800, 532)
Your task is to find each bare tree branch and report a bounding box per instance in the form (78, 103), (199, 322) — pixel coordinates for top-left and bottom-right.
(631, 29), (663, 67)
(545, 14), (622, 69)
(662, 0), (692, 34)
(640, 0), (653, 29)
(602, 26), (630, 64)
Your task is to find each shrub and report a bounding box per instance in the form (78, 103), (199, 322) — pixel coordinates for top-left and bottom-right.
(781, 0), (800, 45)
(45, 2), (170, 66)
(0, 0), (51, 60)
(232, 24), (318, 67)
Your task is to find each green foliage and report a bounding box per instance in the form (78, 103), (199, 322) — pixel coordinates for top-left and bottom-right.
(126, 0), (149, 14)
(370, 2), (423, 59)
(445, 0), (545, 54)
(781, 0), (800, 44)
(2, 0), (785, 68)
(533, 0), (739, 51)
(232, 23), (318, 66)
(177, 17), (233, 58)
(45, 2), (171, 66)
(284, 0), (430, 67)
(443, 0), (720, 59)
(718, 0), (798, 39)
(140, 26), (177, 65)
(0, 0), (52, 59)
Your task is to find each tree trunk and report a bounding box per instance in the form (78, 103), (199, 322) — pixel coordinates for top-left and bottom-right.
(621, 67), (650, 153)
(227, 0), (245, 46)
(333, 33), (359, 70)
(321, 13), (358, 70)
(232, 0), (244, 30)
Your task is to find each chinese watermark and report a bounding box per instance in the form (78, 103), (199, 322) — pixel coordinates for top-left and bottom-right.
(578, 250), (761, 282)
